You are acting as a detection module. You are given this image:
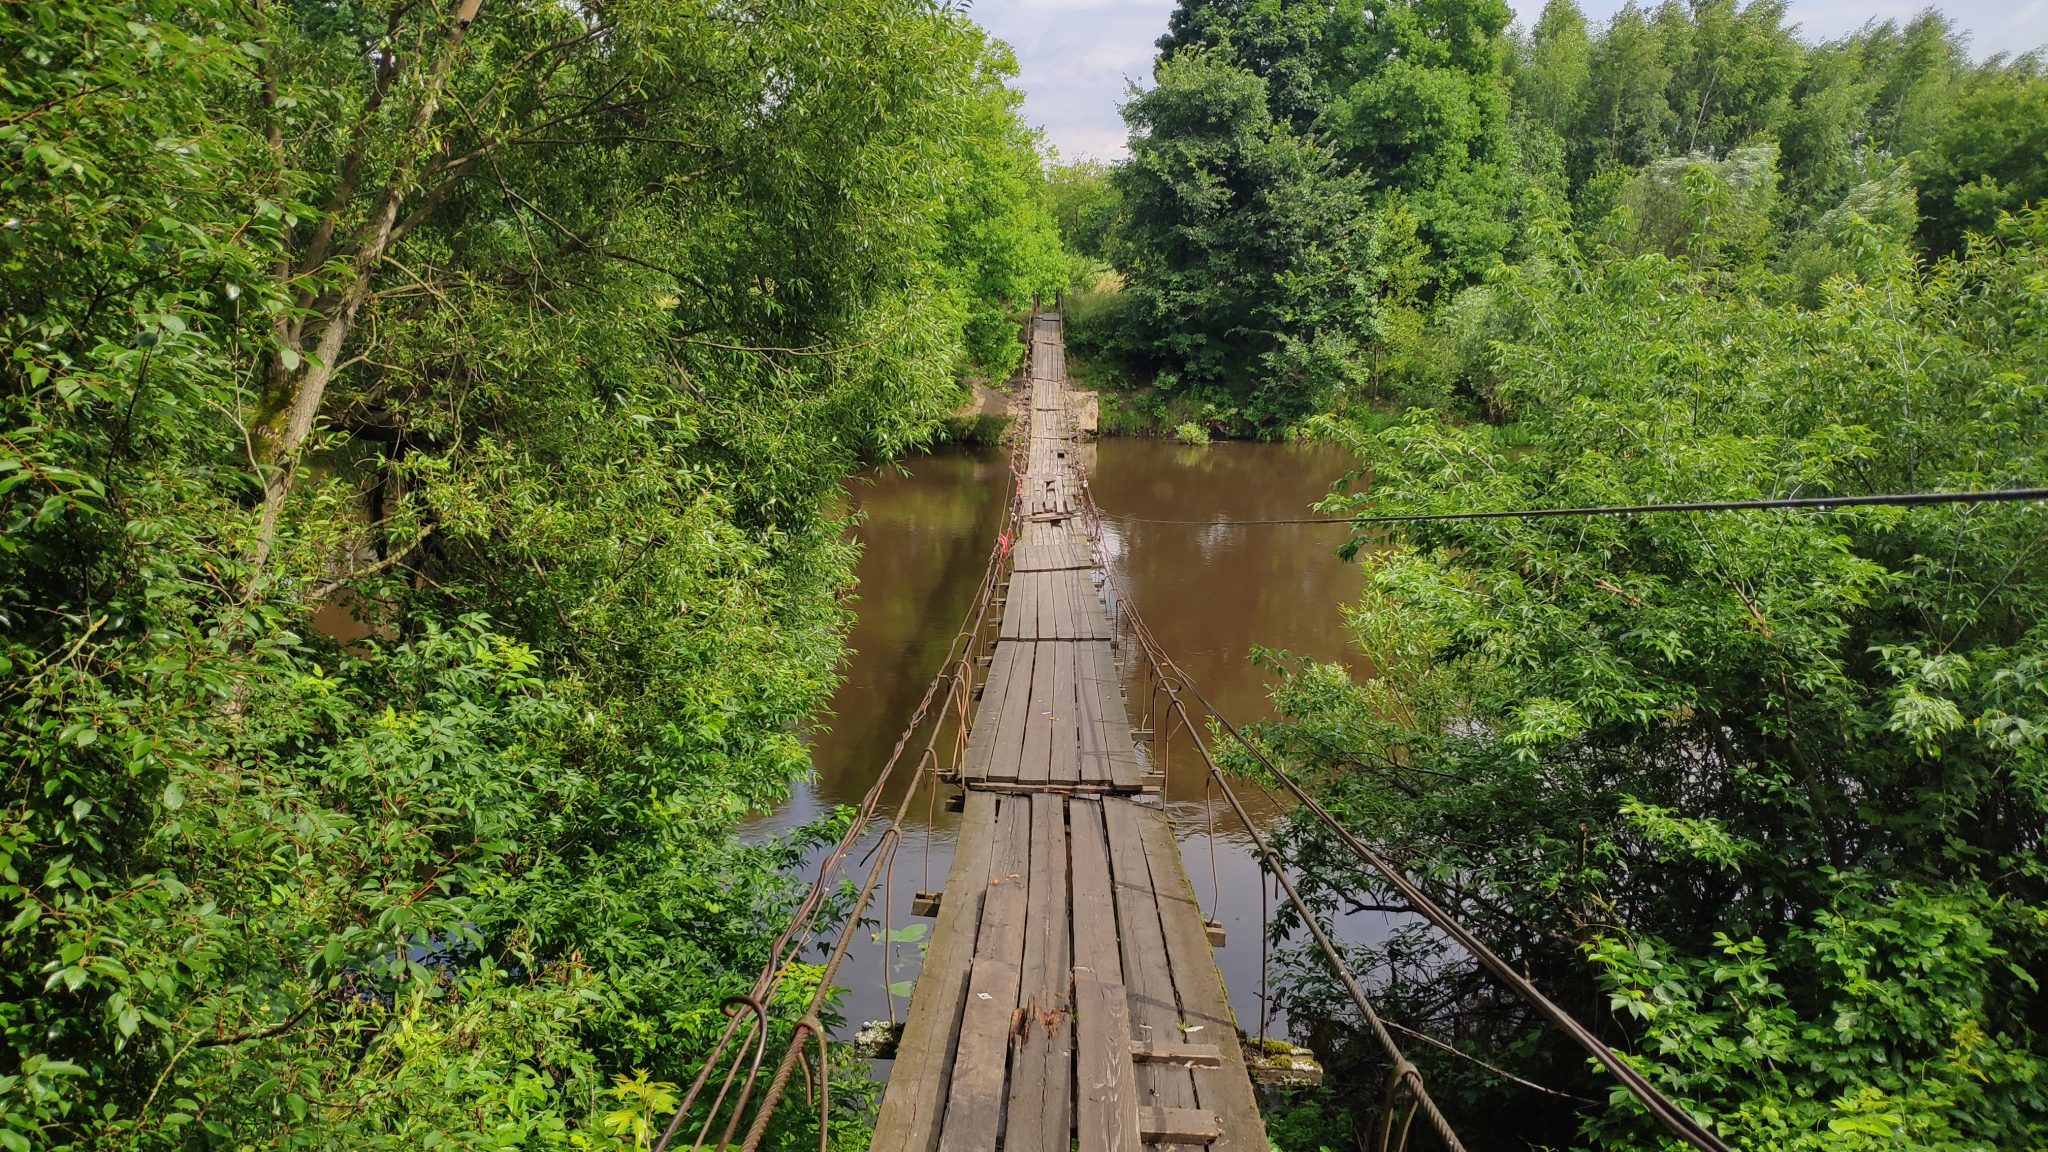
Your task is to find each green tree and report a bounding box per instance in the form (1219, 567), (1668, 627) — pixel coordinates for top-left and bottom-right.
(1515, 0), (1593, 138)
(1157, 0), (1336, 132)
(0, 1), (1060, 1147)
(1046, 159), (1123, 265)
(1915, 53), (2048, 254)
(1114, 50), (1380, 427)
(1256, 206), (2048, 1151)
(1652, 0), (1802, 157)
(1575, 3), (1678, 183)
(1321, 0), (1518, 285)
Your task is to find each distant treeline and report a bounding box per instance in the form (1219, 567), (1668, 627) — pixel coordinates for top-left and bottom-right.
(1054, 0), (2046, 432)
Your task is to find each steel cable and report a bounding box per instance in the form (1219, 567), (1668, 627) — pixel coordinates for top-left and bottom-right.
(652, 439), (1027, 1152)
(1077, 463), (1734, 1152)
(1095, 484), (2047, 527)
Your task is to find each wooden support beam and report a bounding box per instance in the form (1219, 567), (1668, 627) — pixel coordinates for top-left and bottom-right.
(1205, 920), (1226, 947)
(912, 891), (943, 918)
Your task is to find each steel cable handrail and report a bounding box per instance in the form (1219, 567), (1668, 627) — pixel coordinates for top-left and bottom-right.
(1077, 462), (1734, 1152)
(651, 429), (1030, 1152)
(1078, 497), (1467, 1152)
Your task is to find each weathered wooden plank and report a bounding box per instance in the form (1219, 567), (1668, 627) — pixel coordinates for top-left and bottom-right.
(1138, 1108), (1222, 1145)
(1133, 803), (1270, 1152)
(976, 796), (1034, 963)
(960, 642), (1020, 782)
(1130, 1042), (1223, 1068)
(1003, 794), (1073, 1152)
(1000, 573), (1037, 641)
(988, 642), (1037, 783)
(1050, 642), (1082, 786)
(1068, 800), (1123, 982)
(1041, 566), (1064, 641)
(872, 791), (1000, 1152)
(1015, 543), (1092, 572)
(953, 780), (1140, 796)
(1075, 968), (1140, 1152)
(1100, 799), (1200, 1124)
(1083, 643), (1145, 791)
(1017, 638), (1056, 786)
(938, 958), (1022, 1152)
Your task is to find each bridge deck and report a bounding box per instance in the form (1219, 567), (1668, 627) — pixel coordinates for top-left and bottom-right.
(872, 317), (1268, 1152)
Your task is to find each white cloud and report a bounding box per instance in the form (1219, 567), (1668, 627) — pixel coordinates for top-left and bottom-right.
(973, 0), (1175, 160)
(971, 0), (2048, 163)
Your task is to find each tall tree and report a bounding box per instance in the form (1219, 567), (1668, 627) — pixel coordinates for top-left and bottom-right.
(1157, 0), (1336, 132)
(1518, 0), (1593, 138)
(1114, 50), (1379, 425)
(0, 1), (1062, 1147)
(1915, 54), (2048, 254)
(1577, 3), (1679, 180)
(1322, 0), (1518, 285)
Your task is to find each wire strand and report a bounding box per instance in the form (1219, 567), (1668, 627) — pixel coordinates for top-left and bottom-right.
(1096, 485), (2048, 527)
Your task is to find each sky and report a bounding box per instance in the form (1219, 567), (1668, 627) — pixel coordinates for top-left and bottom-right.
(970, 0), (2048, 162)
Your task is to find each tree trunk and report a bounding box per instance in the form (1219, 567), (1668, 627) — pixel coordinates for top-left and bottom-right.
(245, 0), (486, 586)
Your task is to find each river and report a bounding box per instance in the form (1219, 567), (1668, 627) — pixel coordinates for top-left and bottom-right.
(747, 435), (1395, 1057)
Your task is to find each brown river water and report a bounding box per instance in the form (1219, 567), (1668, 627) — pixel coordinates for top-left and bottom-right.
(745, 436), (1397, 1050)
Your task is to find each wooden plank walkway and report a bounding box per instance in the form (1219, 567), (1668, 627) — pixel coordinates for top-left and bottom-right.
(873, 316), (1268, 1152)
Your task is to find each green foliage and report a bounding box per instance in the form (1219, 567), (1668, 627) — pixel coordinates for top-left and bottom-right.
(1914, 53), (2048, 256)
(1101, 2), (2048, 1146)
(1157, 0), (1334, 132)
(0, 0), (1061, 1147)
(1113, 49), (1379, 428)
(1322, 0), (1518, 284)
(1046, 159), (1124, 267)
(1259, 208), (2048, 1147)
(1082, 0), (2048, 435)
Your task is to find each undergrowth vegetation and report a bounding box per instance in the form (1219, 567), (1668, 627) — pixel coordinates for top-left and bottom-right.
(0, 1), (1061, 1147)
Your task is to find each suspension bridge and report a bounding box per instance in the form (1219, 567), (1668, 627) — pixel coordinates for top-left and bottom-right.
(867, 315), (1267, 1152)
(653, 312), (1736, 1152)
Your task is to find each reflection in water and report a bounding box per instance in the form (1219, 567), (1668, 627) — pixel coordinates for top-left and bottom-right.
(746, 437), (1396, 1050)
